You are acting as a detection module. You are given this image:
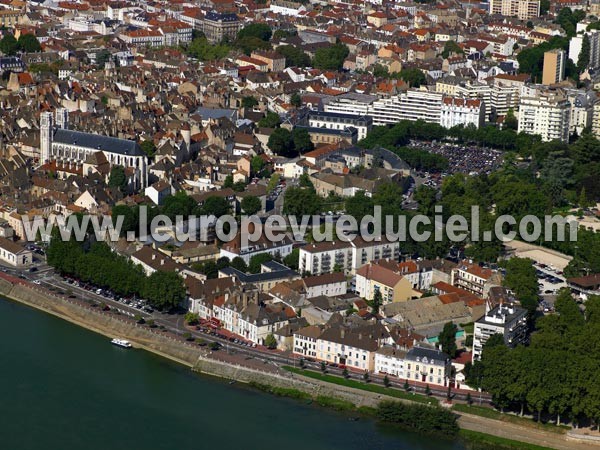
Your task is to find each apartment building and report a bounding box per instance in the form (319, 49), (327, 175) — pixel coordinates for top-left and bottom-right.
(323, 93), (377, 117)
(489, 0), (540, 20)
(374, 347), (407, 378)
(368, 89), (443, 125)
(314, 325), (386, 371)
(203, 12), (241, 43)
(518, 87), (571, 142)
(542, 49), (566, 85)
(566, 89), (595, 135)
(293, 325), (323, 358)
(355, 263), (415, 303)
(404, 345), (452, 387)
(472, 303), (528, 361)
(299, 237), (401, 276)
(440, 97), (485, 129)
(308, 111), (373, 140)
(569, 29), (600, 69)
(451, 263), (495, 297)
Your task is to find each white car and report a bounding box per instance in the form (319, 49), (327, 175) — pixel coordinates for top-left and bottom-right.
(33, 280), (41, 285)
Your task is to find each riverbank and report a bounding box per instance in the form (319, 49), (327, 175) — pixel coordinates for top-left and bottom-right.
(0, 275), (595, 450)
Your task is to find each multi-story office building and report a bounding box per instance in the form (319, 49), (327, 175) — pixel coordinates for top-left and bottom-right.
(542, 49), (566, 86)
(518, 87), (571, 142)
(472, 303), (528, 362)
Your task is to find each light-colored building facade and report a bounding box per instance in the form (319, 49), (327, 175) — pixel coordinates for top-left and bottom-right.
(489, 0), (540, 20)
(440, 97), (485, 129)
(542, 49), (566, 86)
(299, 238), (401, 276)
(518, 87), (571, 142)
(472, 303), (528, 361)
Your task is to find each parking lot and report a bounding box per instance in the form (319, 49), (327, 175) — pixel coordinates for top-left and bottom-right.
(535, 262), (567, 313)
(409, 142), (503, 175)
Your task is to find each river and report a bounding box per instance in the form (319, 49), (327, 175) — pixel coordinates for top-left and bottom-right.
(0, 298), (466, 450)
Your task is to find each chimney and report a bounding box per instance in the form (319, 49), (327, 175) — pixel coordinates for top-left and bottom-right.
(152, 253), (156, 260)
(160, 259), (164, 266)
(340, 329), (345, 338)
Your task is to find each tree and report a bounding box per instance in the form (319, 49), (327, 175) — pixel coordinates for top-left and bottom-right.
(187, 36), (230, 61)
(184, 312), (199, 325)
(283, 248), (300, 270)
(438, 322), (458, 358)
(237, 23), (272, 42)
(108, 166), (127, 193)
(257, 111), (281, 128)
(277, 45), (311, 67)
(267, 127), (295, 157)
(241, 195), (262, 215)
(342, 368), (349, 378)
(370, 289), (383, 315)
(384, 375), (391, 388)
(283, 186), (322, 216)
(292, 128), (314, 154)
(265, 333), (277, 349)
(398, 67), (427, 88)
(251, 156), (265, 176)
(266, 173), (281, 193)
(363, 371), (370, 382)
(403, 381), (410, 391)
(140, 140), (156, 157)
(248, 253), (273, 273)
(229, 256), (248, 272)
(111, 205), (137, 237)
(242, 96), (258, 108)
(142, 271), (186, 310)
(0, 34), (18, 56)
(503, 257), (539, 316)
(199, 196), (230, 217)
(504, 109), (518, 131)
(425, 385), (431, 396)
(321, 361), (327, 372)
(578, 33), (591, 72)
(313, 43), (349, 70)
(290, 93), (302, 107)
(17, 34), (41, 53)
(441, 40), (463, 59)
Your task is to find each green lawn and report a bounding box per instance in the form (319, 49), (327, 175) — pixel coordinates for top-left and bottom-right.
(459, 429), (555, 450)
(283, 366), (438, 405)
(453, 404), (568, 434)
(459, 322), (474, 333)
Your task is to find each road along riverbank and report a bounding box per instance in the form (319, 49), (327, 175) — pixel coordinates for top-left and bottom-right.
(0, 275), (595, 450)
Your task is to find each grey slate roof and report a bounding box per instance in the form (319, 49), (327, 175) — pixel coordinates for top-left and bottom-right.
(53, 129), (145, 157)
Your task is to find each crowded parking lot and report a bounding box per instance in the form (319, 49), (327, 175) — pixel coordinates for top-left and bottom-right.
(408, 143), (503, 175)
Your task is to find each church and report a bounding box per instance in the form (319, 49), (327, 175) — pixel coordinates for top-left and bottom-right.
(40, 109), (148, 189)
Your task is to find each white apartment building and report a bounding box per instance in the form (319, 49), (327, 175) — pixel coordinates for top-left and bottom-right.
(489, 0), (540, 20)
(308, 111), (373, 140)
(293, 325), (322, 358)
(374, 346), (406, 378)
(323, 93), (377, 117)
(303, 272), (348, 298)
(440, 97), (485, 129)
(368, 89), (443, 125)
(472, 303), (528, 362)
(566, 89), (596, 135)
(518, 87), (571, 142)
(569, 29), (600, 69)
(269, 0), (307, 16)
(455, 81), (492, 120)
(299, 237), (401, 276)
